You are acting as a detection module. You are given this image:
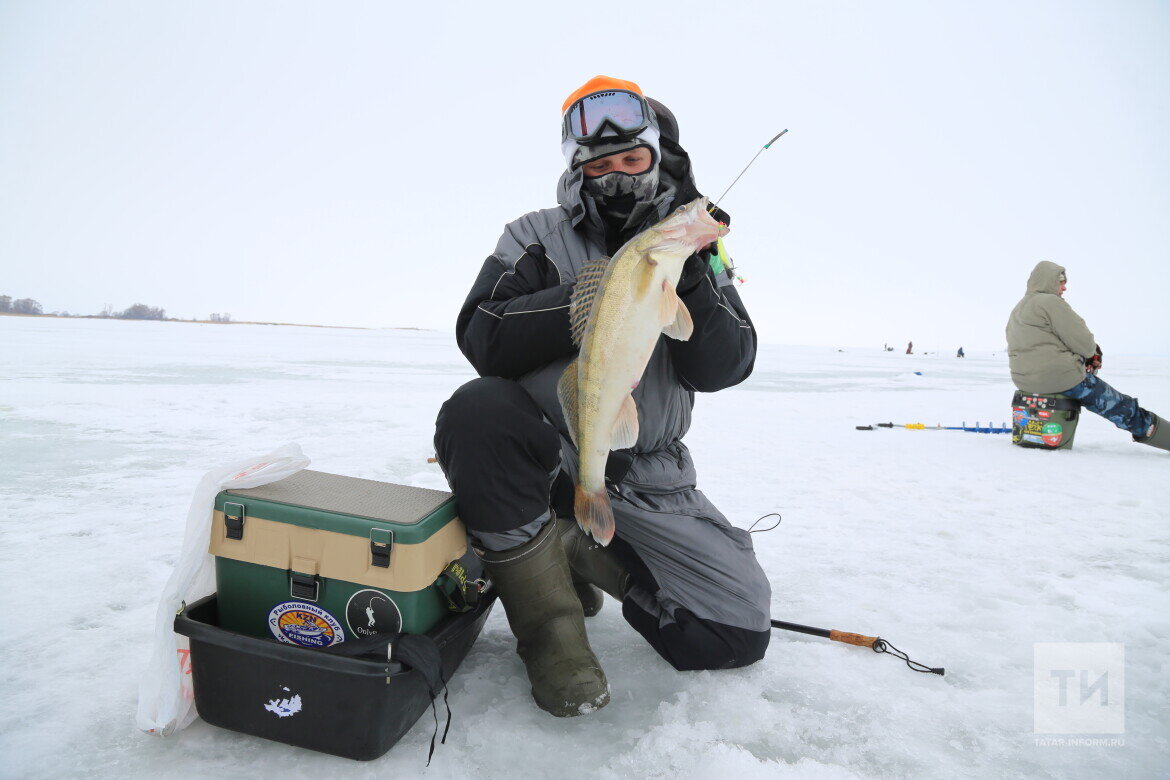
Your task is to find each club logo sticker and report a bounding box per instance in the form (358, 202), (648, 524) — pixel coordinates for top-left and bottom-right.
(1041, 422), (1064, 447)
(345, 589), (402, 639)
(268, 601), (345, 648)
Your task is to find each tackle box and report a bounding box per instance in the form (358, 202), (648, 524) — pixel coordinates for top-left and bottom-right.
(1011, 391), (1081, 450)
(209, 470), (468, 646)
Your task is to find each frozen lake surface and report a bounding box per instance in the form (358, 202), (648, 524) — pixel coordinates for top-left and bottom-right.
(1, 316), (1167, 778)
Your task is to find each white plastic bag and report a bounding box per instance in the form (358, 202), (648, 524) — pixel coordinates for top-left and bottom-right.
(136, 443), (311, 736)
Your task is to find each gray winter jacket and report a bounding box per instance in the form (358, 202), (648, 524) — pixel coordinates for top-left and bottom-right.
(452, 134), (771, 633)
(1005, 261), (1097, 393)
(457, 137), (756, 492)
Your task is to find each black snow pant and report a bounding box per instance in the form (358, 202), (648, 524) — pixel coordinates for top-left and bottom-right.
(434, 376), (769, 672)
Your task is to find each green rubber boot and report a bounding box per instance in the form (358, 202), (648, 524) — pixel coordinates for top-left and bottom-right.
(1136, 414), (1170, 453)
(558, 518), (632, 617)
(479, 519), (610, 716)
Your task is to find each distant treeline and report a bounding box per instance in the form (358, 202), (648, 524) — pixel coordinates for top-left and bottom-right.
(0, 295), (229, 322)
(1, 295), (47, 315)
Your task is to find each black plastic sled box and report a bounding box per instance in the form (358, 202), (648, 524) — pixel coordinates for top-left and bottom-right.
(175, 592), (495, 760)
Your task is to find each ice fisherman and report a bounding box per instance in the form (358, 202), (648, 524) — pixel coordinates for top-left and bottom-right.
(433, 76), (772, 716)
(1005, 260), (1168, 452)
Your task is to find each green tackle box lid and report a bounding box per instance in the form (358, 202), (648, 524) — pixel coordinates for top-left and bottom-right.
(215, 470), (457, 545)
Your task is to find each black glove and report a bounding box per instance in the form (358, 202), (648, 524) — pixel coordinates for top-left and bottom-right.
(676, 245), (714, 295)
(676, 206), (730, 295)
(1085, 345), (1103, 374)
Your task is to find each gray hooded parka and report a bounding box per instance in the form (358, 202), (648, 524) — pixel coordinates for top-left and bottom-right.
(1005, 261), (1098, 394)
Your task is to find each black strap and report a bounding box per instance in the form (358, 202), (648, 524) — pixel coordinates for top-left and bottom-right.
(319, 630), (396, 658)
(393, 634), (443, 697)
(393, 635), (448, 766)
(1012, 391), (1081, 412)
(320, 632), (450, 766)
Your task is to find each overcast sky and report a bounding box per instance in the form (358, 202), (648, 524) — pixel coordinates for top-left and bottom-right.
(2, 1), (1167, 353)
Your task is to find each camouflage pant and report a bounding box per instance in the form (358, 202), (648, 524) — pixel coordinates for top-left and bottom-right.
(1062, 373), (1154, 437)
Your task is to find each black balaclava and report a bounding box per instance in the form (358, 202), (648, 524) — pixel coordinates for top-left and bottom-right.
(577, 139), (660, 221)
(566, 124), (662, 233)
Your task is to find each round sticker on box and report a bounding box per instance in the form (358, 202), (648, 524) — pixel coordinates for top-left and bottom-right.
(268, 601), (345, 648)
(345, 589), (403, 639)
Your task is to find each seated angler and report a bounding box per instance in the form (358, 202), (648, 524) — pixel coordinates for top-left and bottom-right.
(1006, 260), (1168, 452)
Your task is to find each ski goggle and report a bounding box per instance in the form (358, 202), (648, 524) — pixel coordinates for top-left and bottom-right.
(562, 90), (657, 143)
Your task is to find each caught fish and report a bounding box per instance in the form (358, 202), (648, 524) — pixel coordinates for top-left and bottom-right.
(558, 197), (728, 545)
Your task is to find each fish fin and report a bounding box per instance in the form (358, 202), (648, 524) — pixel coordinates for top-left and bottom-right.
(557, 361), (580, 448)
(660, 284), (694, 341)
(569, 257), (609, 346)
(574, 484), (615, 546)
(610, 394), (639, 449)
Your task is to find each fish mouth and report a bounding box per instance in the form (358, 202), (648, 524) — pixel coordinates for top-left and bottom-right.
(656, 197), (727, 249)
(656, 220), (726, 253)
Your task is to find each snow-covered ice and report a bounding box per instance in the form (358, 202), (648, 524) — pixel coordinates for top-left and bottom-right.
(1, 316), (1167, 778)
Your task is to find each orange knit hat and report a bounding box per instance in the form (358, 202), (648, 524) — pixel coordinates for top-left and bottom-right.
(561, 75), (645, 114)
(560, 75), (661, 171)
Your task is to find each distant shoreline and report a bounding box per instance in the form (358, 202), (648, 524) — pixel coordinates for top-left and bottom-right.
(0, 311), (429, 332)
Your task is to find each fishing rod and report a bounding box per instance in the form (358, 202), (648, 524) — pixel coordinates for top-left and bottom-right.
(856, 422), (1011, 434)
(771, 619), (945, 675)
(750, 514), (943, 676)
(711, 129), (788, 209)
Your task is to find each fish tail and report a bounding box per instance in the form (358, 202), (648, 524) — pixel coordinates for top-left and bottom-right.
(574, 484), (615, 547)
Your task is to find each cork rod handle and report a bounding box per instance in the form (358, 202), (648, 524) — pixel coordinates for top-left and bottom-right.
(829, 630), (878, 648)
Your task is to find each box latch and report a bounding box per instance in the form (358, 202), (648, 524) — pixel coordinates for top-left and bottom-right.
(223, 502), (246, 540)
(370, 528), (393, 568)
(290, 571), (319, 601)
(290, 557), (319, 601)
